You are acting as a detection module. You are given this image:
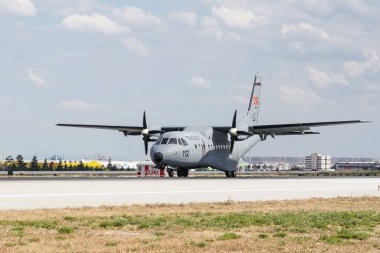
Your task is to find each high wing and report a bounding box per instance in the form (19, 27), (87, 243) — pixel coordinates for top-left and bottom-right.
(58, 120), (367, 136)
(213, 120), (368, 140)
(56, 123), (185, 135)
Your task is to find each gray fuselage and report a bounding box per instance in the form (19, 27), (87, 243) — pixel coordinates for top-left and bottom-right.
(150, 127), (261, 172)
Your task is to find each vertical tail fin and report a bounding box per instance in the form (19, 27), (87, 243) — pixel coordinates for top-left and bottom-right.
(239, 74), (262, 126)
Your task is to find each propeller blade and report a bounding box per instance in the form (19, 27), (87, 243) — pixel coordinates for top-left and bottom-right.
(232, 110), (237, 128)
(236, 130), (253, 136)
(149, 130), (165, 135)
(143, 111), (147, 129)
(229, 110), (237, 154)
(230, 138), (235, 154)
(144, 137), (148, 155)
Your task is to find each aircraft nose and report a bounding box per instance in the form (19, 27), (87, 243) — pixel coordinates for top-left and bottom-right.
(153, 152), (163, 163)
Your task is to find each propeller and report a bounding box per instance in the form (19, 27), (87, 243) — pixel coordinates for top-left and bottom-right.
(229, 110), (238, 154)
(142, 111), (149, 155)
(141, 111), (164, 155)
(229, 110), (253, 154)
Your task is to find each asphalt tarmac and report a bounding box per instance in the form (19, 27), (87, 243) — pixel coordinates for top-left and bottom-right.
(0, 177), (379, 210)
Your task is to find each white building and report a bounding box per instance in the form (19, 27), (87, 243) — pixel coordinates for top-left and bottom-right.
(305, 153), (332, 171)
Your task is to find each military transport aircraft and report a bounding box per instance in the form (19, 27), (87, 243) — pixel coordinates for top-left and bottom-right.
(57, 75), (368, 177)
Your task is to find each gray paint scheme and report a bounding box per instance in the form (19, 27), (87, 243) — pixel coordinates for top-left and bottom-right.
(57, 75), (368, 173)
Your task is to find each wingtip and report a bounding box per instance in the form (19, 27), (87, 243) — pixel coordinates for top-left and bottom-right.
(360, 120), (372, 123)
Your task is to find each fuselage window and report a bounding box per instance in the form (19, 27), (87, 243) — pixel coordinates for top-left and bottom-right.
(181, 138), (188, 146)
(195, 144), (197, 149)
(161, 138), (169, 144)
(168, 138), (177, 144)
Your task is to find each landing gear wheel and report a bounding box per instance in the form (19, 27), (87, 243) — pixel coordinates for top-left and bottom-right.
(177, 168), (188, 177)
(167, 168), (174, 177)
(225, 171), (236, 178)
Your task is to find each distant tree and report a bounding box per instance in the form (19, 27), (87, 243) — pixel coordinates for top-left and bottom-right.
(42, 158), (49, 171)
(57, 159), (63, 171)
(5, 155), (14, 168)
(5, 155), (15, 172)
(16, 154), (25, 170)
(63, 161), (68, 171)
(49, 162), (54, 171)
(107, 157), (112, 171)
(30, 155), (39, 170)
(77, 161), (84, 171)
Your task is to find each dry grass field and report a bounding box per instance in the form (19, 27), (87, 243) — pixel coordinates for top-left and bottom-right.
(0, 197), (379, 252)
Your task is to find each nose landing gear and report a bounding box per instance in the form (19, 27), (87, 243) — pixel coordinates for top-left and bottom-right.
(166, 167), (175, 177)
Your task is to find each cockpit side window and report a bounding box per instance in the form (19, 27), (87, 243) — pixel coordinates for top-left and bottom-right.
(161, 138), (169, 144)
(155, 136), (163, 145)
(168, 138), (177, 144)
(178, 138), (183, 146)
(181, 138), (188, 146)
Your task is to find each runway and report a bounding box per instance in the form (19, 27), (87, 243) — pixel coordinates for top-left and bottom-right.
(0, 177), (379, 210)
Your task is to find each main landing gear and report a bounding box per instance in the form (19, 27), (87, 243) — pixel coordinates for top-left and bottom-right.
(177, 167), (189, 177)
(225, 171), (236, 178)
(165, 167), (188, 177)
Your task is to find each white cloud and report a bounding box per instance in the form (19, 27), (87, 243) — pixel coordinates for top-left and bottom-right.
(343, 50), (379, 76)
(306, 66), (348, 86)
(62, 13), (126, 35)
(0, 0), (37, 16)
(169, 11), (197, 28)
(227, 32), (242, 41)
(281, 22), (333, 42)
(28, 69), (47, 87)
(121, 36), (149, 56)
(279, 86), (320, 104)
(293, 42), (305, 54)
(190, 77), (210, 88)
(212, 6), (263, 29)
(348, 0), (370, 13)
(61, 99), (92, 110)
(365, 84), (380, 93)
(199, 16), (223, 40)
(113, 6), (161, 26)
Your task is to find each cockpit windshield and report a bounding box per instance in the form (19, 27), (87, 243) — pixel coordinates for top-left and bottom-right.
(168, 138), (177, 144)
(155, 137), (188, 146)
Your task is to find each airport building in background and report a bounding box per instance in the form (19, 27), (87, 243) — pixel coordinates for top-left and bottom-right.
(305, 153), (332, 171)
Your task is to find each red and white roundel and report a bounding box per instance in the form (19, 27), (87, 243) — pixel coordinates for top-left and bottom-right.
(253, 96), (259, 108)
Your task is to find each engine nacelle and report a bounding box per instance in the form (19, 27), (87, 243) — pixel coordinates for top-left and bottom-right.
(148, 136), (159, 142)
(237, 135), (249, 141)
(123, 131), (128, 137)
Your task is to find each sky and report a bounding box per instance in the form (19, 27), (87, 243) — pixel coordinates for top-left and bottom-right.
(0, 0), (379, 161)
